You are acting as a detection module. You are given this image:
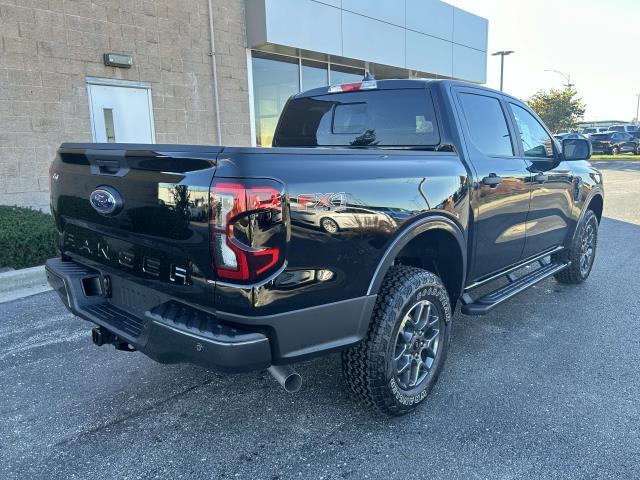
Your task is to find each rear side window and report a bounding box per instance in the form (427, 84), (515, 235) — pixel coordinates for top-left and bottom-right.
(273, 89), (440, 147)
(458, 93), (513, 156)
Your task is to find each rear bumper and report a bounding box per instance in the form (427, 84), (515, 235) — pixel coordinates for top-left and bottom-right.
(45, 258), (375, 373)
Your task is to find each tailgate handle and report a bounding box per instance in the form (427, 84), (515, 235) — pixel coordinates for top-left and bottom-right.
(86, 149), (130, 177)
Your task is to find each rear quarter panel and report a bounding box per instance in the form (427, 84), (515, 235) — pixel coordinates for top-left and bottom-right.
(214, 148), (470, 315)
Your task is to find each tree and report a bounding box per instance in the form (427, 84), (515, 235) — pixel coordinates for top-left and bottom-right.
(527, 88), (586, 133)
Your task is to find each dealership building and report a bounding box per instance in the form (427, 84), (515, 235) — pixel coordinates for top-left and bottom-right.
(0, 0), (488, 210)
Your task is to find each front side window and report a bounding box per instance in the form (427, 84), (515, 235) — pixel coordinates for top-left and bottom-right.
(509, 103), (555, 158)
(458, 93), (513, 156)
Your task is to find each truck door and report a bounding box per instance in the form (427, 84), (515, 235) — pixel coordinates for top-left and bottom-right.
(453, 88), (531, 280)
(506, 102), (574, 257)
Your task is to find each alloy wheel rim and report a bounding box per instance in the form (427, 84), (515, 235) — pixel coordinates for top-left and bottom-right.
(393, 300), (441, 391)
(579, 222), (595, 276)
(322, 219), (337, 233)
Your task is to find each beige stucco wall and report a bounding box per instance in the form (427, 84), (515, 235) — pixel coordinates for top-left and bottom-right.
(0, 0), (251, 210)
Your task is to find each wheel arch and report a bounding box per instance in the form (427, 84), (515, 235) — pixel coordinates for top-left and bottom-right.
(367, 215), (467, 305)
(586, 193), (604, 223)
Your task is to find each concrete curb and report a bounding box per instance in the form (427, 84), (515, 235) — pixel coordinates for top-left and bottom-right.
(0, 265), (52, 303)
(0, 265), (47, 292)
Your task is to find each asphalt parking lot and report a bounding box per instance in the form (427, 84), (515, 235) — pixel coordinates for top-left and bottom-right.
(2, 161), (639, 480)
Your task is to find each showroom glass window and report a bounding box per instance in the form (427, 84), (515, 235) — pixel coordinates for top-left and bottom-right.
(251, 51), (365, 146)
(302, 59), (329, 91)
(251, 52), (300, 147)
(330, 65), (364, 85)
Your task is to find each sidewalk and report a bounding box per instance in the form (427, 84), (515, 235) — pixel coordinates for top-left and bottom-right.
(0, 266), (51, 304)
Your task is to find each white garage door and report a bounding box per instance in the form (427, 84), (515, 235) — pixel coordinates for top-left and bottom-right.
(87, 78), (156, 144)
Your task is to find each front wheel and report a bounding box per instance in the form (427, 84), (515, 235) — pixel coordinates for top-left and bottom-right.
(320, 217), (339, 233)
(341, 266), (452, 416)
(611, 146), (620, 155)
(553, 209), (599, 284)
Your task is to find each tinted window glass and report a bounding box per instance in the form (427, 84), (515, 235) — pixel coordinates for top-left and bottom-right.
(509, 103), (555, 158)
(333, 103), (367, 134)
(458, 93), (513, 156)
(274, 89), (440, 147)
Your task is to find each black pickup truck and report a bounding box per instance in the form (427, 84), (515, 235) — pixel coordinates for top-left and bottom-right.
(46, 79), (603, 415)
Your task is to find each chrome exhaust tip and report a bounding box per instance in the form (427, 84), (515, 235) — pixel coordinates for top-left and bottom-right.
(268, 365), (302, 393)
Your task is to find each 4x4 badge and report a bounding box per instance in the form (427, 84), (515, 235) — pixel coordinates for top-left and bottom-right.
(297, 193), (346, 210)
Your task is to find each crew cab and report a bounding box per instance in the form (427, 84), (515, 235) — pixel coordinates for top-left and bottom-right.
(46, 79), (603, 415)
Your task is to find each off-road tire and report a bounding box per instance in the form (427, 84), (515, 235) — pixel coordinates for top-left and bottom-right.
(553, 209), (599, 284)
(341, 266), (452, 416)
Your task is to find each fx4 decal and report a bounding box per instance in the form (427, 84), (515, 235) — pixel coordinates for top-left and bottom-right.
(297, 193), (346, 211)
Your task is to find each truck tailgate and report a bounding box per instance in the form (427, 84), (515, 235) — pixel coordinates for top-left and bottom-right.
(50, 143), (222, 308)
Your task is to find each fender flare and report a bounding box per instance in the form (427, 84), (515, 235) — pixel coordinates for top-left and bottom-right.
(566, 189), (604, 247)
(581, 189), (604, 222)
(366, 215), (467, 297)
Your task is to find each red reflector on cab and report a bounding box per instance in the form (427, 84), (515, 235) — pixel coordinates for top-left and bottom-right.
(328, 80), (377, 93)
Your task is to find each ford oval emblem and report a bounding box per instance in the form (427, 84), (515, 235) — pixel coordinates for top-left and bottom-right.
(90, 186), (123, 215)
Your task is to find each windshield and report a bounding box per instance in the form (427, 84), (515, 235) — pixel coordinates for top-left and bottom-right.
(273, 89), (440, 148)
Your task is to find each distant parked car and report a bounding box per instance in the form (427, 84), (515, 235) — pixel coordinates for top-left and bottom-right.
(590, 132), (639, 155)
(607, 124), (639, 133)
(554, 133), (588, 142)
(581, 127), (608, 135)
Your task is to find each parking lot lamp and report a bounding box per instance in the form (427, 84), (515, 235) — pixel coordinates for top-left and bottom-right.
(544, 69), (575, 89)
(492, 50), (514, 91)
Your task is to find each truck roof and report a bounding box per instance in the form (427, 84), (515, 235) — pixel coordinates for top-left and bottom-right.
(293, 78), (514, 101)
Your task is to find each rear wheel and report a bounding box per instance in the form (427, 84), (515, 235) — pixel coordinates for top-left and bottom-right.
(554, 209), (599, 284)
(611, 146), (620, 155)
(341, 266), (452, 416)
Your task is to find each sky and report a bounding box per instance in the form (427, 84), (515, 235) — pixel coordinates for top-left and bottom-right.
(448, 0), (640, 122)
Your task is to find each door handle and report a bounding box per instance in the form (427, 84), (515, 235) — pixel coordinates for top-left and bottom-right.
(481, 173), (503, 187)
(534, 173), (549, 183)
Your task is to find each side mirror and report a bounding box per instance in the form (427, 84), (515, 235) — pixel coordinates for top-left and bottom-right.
(562, 138), (591, 161)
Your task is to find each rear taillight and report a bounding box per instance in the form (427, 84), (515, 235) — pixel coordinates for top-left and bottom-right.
(209, 179), (286, 283)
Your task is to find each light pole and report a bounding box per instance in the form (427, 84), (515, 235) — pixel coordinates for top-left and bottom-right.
(492, 50), (514, 91)
(544, 69), (575, 89)
(635, 94), (640, 124)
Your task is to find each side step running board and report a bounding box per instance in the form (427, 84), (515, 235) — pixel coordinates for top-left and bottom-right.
(461, 260), (569, 316)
